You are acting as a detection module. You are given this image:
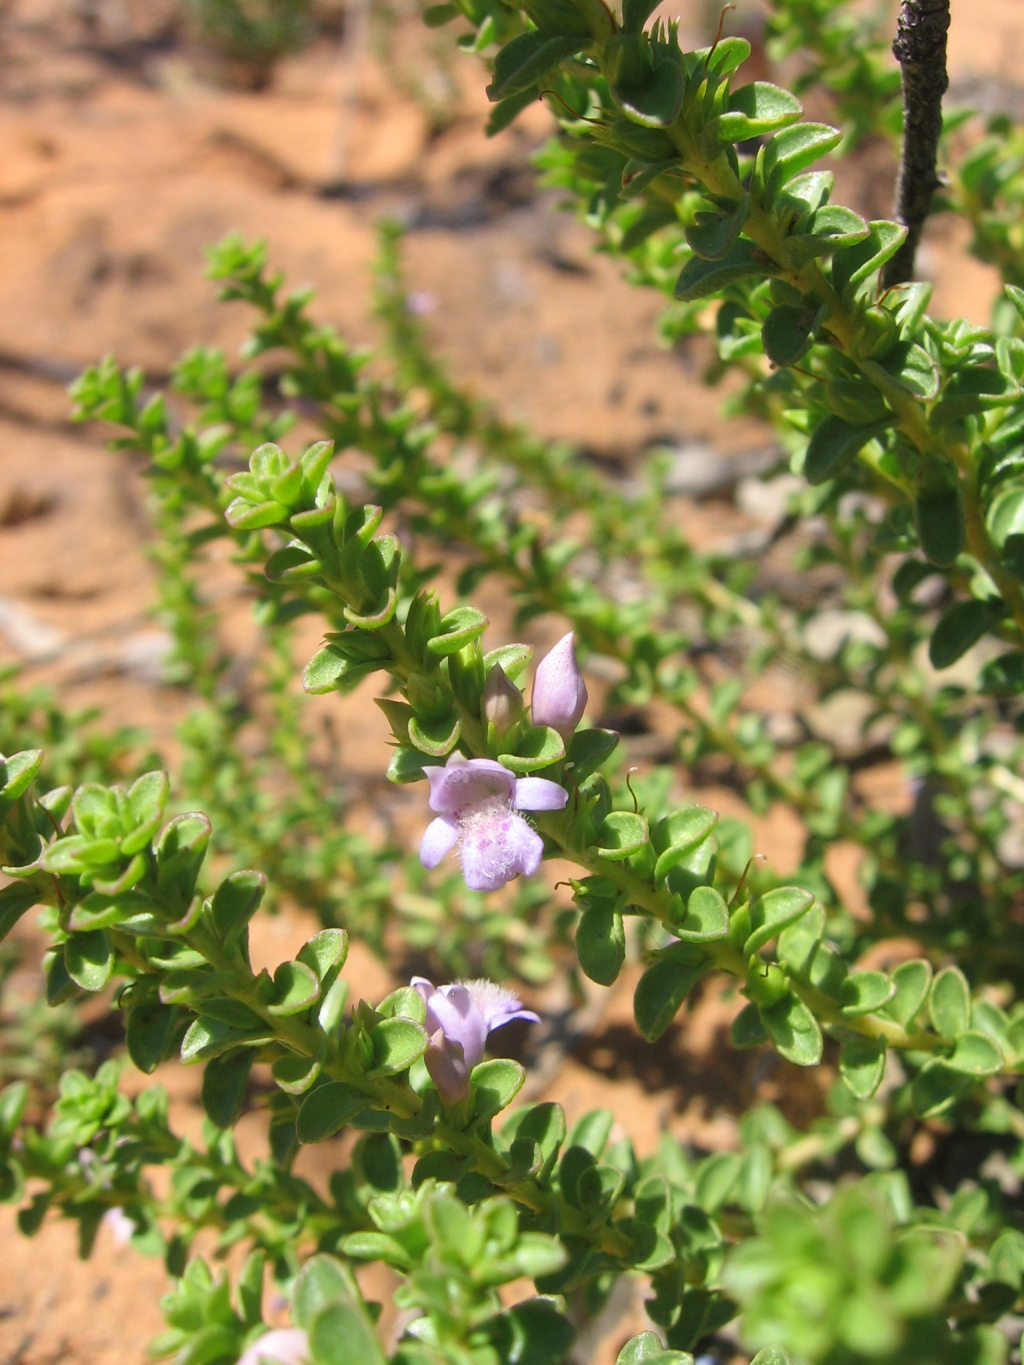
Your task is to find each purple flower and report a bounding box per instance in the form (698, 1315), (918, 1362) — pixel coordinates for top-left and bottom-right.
(420, 754), (567, 892)
(531, 632), (587, 737)
(411, 977), (540, 1103)
(236, 1329), (310, 1365)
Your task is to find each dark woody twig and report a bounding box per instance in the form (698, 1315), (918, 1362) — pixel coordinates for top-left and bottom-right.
(881, 0), (951, 288)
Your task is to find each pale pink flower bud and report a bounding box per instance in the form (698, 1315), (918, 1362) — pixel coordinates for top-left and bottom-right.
(481, 664), (524, 737)
(531, 632), (587, 737)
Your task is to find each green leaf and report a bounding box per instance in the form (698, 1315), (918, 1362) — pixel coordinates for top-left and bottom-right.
(674, 242), (770, 302)
(988, 485), (1024, 550)
(948, 1030), (1004, 1076)
(785, 204), (869, 265)
(64, 930), (113, 992)
(297, 1083), (369, 1143)
(225, 496), (287, 530)
(272, 1053), (323, 1095)
(566, 727), (619, 780)
(695, 1150), (742, 1210)
(267, 960), (321, 1017)
(483, 643), (534, 681)
(578, 1162), (626, 1222)
(825, 376), (888, 425)
(126, 1000), (180, 1074)
(804, 415), (891, 484)
(472, 1057), (526, 1118)
(407, 711), (462, 759)
(154, 812), (211, 910)
(201, 1051), (254, 1128)
(929, 965), (971, 1038)
(209, 869), (266, 942)
(634, 953), (710, 1042)
(386, 746), (431, 784)
(743, 887), (815, 955)
(839, 1037), (886, 1099)
(483, 1299), (575, 1365)
(504, 1102), (566, 1180)
(303, 645), (385, 695)
(498, 725), (565, 773)
(576, 903), (626, 985)
(0, 749), (43, 806)
(832, 220), (907, 293)
(180, 1015), (272, 1062)
(763, 122), (843, 198)
(0, 1081), (28, 1137)
(981, 650), (1024, 695)
(122, 771), (170, 852)
(487, 31), (587, 102)
(376, 986), (426, 1024)
(760, 992), (823, 1066)
(297, 929), (349, 983)
(294, 1255), (360, 1330)
(652, 806), (718, 882)
(369, 1018), (427, 1074)
(915, 484), (965, 567)
(621, 0), (660, 30)
(911, 1058), (973, 1118)
(265, 545), (320, 583)
(861, 342), (939, 402)
(487, 87), (540, 136)
(762, 304), (814, 367)
(675, 885), (729, 942)
(664, 835), (717, 900)
(730, 1001), (768, 1049)
(750, 1352), (793, 1365)
(929, 599), (1003, 669)
(685, 195), (748, 262)
(597, 810), (649, 860)
(613, 60), (684, 128)
(566, 1108), (613, 1155)
(703, 35), (751, 74)
(622, 161), (681, 203)
(309, 1298), (386, 1365)
(426, 605), (488, 656)
(932, 367), (1019, 424)
(887, 958), (932, 1026)
(716, 82), (801, 140)
(0, 882), (39, 943)
(839, 971), (895, 1017)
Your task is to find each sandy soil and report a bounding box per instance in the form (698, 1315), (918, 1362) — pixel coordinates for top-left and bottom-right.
(0, 0), (1020, 1360)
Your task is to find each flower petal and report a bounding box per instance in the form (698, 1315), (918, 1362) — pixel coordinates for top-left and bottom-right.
(420, 816), (459, 869)
(410, 977), (435, 1009)
(461, 809), (543, 891)
(237, 1329), (311, 1365)
(429, 984), (488, 1066)
(428, 755), (516, 814)
(490, 1006), (541, 1031)
(424, 1028), (472, 1105)
(463, 979), (541, 1032)
(513, 776), (569, 812)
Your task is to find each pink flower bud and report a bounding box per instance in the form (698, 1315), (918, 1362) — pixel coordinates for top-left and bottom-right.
(481, 663), (524, 737)
(531, 632), (587, 737)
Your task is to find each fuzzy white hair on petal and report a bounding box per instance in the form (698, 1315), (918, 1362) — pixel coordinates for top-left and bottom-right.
(460, 978), (524, 1023)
